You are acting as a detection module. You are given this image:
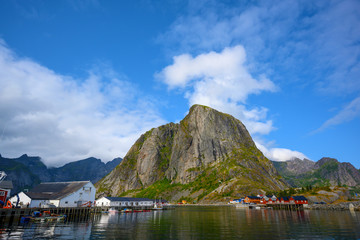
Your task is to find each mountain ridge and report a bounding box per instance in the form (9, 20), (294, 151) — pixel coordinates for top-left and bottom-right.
(0, 154), (122, 193)
(272, 157), (360, 187)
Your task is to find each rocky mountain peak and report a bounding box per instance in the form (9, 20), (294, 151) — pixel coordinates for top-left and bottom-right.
(97, 104), (287, 201)
(273, 157), (360, 187)
(316, 157), (339, 168)
(284, 158), (316, 175)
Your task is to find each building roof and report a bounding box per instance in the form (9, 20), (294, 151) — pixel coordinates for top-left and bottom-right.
(246, 196), (261, 199)
(27, 181), (91, 200)
(105, 197), (153, 202)
(281, 197), (290, 201)
(292, 196), (308, 201)
(0, 180), (13, 189)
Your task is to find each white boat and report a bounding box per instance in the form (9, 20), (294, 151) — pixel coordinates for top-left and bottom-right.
(152, 202), (163, 210)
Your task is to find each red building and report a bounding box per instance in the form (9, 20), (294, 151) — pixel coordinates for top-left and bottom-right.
(0, 181), (13, 204)
(244, 196), (261, 204)
(280, 197), (290, 204)
(291, 196), (308, 204)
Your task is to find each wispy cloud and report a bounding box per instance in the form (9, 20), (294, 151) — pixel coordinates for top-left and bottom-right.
(0, 40), (165, 166)
(159, 0), (360, 95)
(157, 45), (276, 135)
(255, 141), (308, 162)
(156, 0), (360, 161)
(315, 97), (360, 133)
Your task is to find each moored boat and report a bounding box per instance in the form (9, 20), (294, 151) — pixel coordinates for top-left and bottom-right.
(20, 211), (66, 223)
(152, 202), (163, 210)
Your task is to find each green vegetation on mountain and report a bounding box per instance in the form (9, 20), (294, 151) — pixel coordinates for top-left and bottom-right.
(272, 157), (360, 188)
(96, 104), (287, 202)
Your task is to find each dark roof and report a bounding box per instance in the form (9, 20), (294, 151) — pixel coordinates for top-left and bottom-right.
(105, 197), (153, 202)
(27, 181), (91, 200)
(0, 181), (13, 189)
(281, 197), (290, 201)
(246, 196), (261, 199)
(292, 196), (308, 201)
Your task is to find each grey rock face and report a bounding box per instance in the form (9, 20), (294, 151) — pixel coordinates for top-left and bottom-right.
(97, 104), (287, 198)
(273, 157), (360, 187)
(285, 158), (316, 175)
(314, 157), (360, 186)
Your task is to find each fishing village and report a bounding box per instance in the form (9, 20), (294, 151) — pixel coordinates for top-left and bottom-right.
(2, 168), (356, 227)
(0, 170), (173, 225)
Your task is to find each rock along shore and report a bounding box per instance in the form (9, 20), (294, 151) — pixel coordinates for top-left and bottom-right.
(305, 201), (360, 211)
(169, 201), (360, 211)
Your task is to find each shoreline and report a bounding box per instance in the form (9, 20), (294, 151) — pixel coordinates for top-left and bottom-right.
(169, 201), (360, 211)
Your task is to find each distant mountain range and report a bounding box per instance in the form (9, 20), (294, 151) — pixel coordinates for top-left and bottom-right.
(272, 157), (360, 187)
(0, 154), (122, 193)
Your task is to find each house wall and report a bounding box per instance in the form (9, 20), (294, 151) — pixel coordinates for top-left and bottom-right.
(95, 199), (154, 207)
(50, 200), (60, 207)
(244, 197), (261, 204)
(0, 189), (9, 203)
(58, 182), (96, 207)
(30, 199), (51, 208)
(95, 197), (111, 207)
(9, 192), (31, 207)
(116, 201), (153, 207)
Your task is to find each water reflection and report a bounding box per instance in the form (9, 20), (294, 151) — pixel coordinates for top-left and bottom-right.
(1, 207), (360, 239)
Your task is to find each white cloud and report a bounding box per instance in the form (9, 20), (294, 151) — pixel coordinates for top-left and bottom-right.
(255, 141), (308, 162)
(158, 45), (276, 135)
(315, 96), (360, 132)
(0, 41), (165, 167)
(156, 0), (359, 162)
(159, 0), (360, 95)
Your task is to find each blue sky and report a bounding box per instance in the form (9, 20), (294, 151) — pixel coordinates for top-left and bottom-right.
(0, 0), (359, 168)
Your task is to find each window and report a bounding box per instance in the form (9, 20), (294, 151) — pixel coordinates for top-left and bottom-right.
(74, 201), (77, 204)
(65, 201), (68, 204)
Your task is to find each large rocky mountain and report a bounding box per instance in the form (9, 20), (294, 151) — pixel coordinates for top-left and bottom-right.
(273, 157), (360, 187)
(96, 104), (287, 202)
(0, 154), (122, 193)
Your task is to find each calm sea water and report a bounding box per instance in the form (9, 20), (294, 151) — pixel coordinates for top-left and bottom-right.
(1, 206), (360, 239)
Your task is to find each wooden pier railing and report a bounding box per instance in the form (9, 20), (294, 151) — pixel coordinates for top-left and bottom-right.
(0, 207), (99, 225)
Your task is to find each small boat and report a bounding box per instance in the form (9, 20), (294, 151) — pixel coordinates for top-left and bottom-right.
(122, 208), (133, 213)
(20, 211), (66, 223)
(152, 202), (163, 210)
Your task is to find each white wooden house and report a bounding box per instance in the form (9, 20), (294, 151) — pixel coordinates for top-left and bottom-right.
(25, 181), (96, 208)
(9, 191), (32, 207)
(96, 197), (154, 207)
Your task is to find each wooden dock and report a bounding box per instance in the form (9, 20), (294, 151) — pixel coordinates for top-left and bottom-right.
(0, 205), (173, 225)
(266, 204), (305, 210)
(0, 207), (99, 225)
(235, 203), (306, 210)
